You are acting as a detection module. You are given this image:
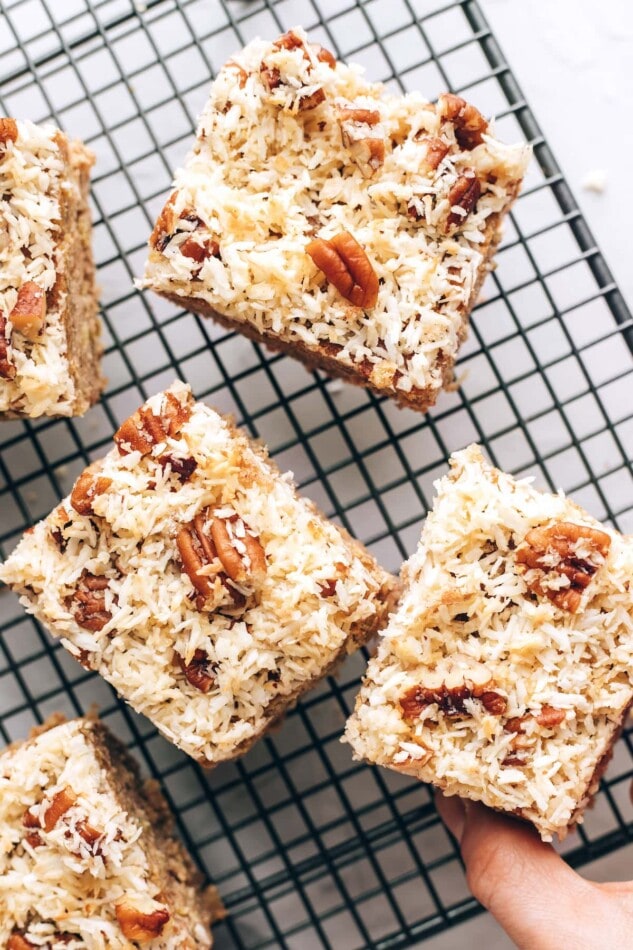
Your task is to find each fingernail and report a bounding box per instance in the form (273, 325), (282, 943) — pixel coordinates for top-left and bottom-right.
(435, 791), (466, 841)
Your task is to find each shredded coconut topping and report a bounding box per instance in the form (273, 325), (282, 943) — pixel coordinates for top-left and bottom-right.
(344, 444), (633, 840)
(0, 120), (78, 416)
(0, 381), (395, 766)
(141, 29), (530, 404)
(0, 719), (209, 948)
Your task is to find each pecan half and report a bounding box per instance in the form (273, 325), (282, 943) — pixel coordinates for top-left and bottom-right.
(307, 231), (379, 309)
(70, 572), (112, 632)
(115, 391), (191, 456)
(43, 786), (77, 832)
(0, 310), (16, 380)
(176, 648), (216, 693)
(516, 521), (611, 613)
(446, 173), (481, 230)
(70, 465), (112, 516)
(115, 902), (171, 941)
(0, 117), (18, 147)
(401, 667), (506, 720)
(437, 93), (488, 150)
(9, 282), (46, 340)
(210, 513), (267, 585)
(177, 507), (266, 611)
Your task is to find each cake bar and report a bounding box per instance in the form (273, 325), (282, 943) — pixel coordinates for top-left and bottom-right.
(0, 118), (104, 418)
(0, 381), (398, 766)
(0, 715), (217, 948)
(344, 445), (633, 840)
(141, 28), (530, 412)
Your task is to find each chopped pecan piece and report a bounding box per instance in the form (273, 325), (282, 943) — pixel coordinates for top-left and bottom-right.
(115, 902), (171, 941)
(401, 666), (506, 720)
(535, 705), (566, 728)
(115, 391), (191, 456)
(8, 935), (36, 950)
(43, 786), (77, 832)
(176, 648), (216, 693)
(161, 454), (197, 483)
(70, 465), (112, 516)
(318, 561), (346, 597)
(0, 117), (18, 147)
(516, 521), (611, 613)
(0, 310), (16, 380)
(70, 572), (112, 632)
(261, 65), (281, 90)
(9, 281), (46, 340)
(337, 104), (384, 178)
(76, 819), (103, 854)
(24, 831), (44, 848)
(307, 231), (379, 309)
(179, 235), (220, 264)
(446, 173), (481, 230)
(261, 32), (328, 109)
(22, 807), (40, 829)
(420, 135), (450, 172)
(437, 93), (488, 150)
(315, 44), (336, 68)
(297, 87), (326, 111)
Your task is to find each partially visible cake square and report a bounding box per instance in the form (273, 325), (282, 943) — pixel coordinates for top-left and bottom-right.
(141, 28), (529, 412)
(344, 444), (633, 840)
(0, 118), (104, 418)
(0, 715), (217, 948)
(0, 381), (399, 766)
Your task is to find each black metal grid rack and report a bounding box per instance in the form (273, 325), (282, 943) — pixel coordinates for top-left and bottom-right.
(1, 1), (633, 947)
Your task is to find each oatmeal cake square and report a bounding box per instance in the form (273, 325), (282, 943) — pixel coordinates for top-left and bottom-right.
(141, 28), (529, 412)
(0, 118), (104, 418)
(344, 444), (633, 840)
(0, 381), (398, 767)
(0, 715), (218, 948)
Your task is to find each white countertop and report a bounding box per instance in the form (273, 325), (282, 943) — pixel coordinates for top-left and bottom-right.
(480, 0), (633, 307)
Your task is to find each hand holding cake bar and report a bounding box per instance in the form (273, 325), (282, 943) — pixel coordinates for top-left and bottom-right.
(345, 445), (633, 840)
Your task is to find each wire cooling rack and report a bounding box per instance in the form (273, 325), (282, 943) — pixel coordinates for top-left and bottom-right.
(1, 1), (633, 947)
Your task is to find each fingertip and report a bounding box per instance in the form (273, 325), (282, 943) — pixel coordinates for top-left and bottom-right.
(435, 791), (466, 841)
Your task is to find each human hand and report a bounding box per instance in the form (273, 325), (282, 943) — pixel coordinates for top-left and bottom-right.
(436, 792), (633, 950)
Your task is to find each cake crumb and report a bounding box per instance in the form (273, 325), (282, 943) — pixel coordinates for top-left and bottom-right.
(581, 169), (607, 194)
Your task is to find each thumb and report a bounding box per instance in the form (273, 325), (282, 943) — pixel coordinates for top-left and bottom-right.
(436, 794), (623, 950)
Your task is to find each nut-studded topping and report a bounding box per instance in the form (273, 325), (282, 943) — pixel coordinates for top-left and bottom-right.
(43, 786), (77, 832)
(437, 93), (488, 150)
(446, 173), (481, 230)
(177, 507), (266, 611)
(9, 282), (46, 340)
(115, 902), (171, 942)
(516, 521), (611, 613)
(70, 465), (112, 516)
(0, 117), (18, 147)
(419, 135), (450, 172)
(0, 311), (16, 380)
(307, 231), (379, 309)
(115, 391), (192, 456)
(176, 648), (216, 693)
(401, 665), (507, 720)
(70, 572), (112, 632)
